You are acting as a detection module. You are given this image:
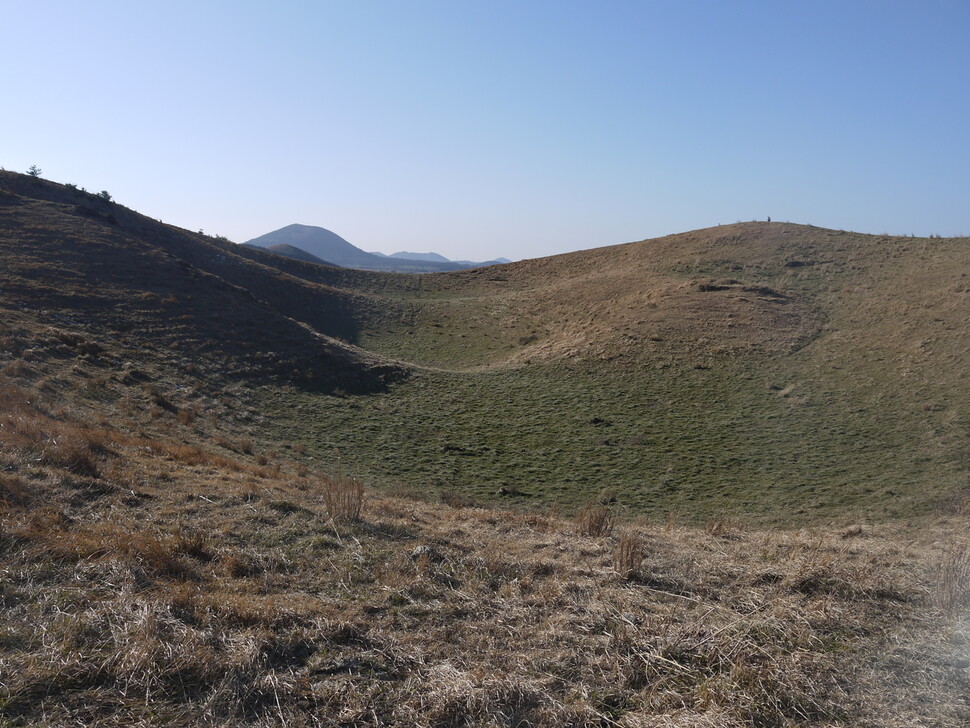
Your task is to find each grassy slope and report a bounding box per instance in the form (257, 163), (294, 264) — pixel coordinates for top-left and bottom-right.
(0, 172), (405, 394)
(264, 223), (970, 525)
(2, 172), (967, 524)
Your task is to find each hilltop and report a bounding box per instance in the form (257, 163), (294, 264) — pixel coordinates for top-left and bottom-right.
(387, 250), (451, 263)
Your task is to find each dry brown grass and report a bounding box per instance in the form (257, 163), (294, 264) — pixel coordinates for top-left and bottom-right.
(0, 472), (34, 510)
(935, 542), (970, 614)
(323, 475), (365, 522)
(12, 515), (212, 578)
(705, 514), (746, 538)
(0, 381), (113, 478)
(2, 443), (968, 727)
(575, 503), (615, 537)
(612, 530), (646, 579)
(0, 208), (967, 726)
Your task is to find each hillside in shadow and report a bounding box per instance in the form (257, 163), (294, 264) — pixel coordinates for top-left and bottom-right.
(0, 172), (405, 394)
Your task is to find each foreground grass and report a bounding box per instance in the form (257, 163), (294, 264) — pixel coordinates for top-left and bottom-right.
(2, 368), (969, 726)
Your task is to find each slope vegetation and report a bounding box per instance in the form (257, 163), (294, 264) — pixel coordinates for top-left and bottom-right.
(1, 170), (967, 525)
(1, 171), (968, 726)
(267, 223), (970, 523)
(1, 360), (966, 727)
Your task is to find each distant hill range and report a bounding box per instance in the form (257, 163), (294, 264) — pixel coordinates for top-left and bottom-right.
(257, 243), (329, 266)
(243, 224), (508, 272)
(376, 250), (512, 267)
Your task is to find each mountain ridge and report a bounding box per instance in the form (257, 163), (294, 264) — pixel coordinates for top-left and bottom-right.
(245, 224), (503, 273)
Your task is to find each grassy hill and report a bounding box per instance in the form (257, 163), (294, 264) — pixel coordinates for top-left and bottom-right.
(262, 222), (970, 524)
(255, 242), (332, 266)
(1, 171), (967, 524)
(1, 171), (968, 725)
(0, 172), (404, 394)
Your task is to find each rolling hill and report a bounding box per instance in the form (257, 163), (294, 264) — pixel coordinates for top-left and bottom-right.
(0, 172), (404, 394)
(3, 170), (966, 524)
(1, 170), (967, 726)
(387, 250), (451, 262)
(260, 221), (970, 524)
(244, 241), (331, 266)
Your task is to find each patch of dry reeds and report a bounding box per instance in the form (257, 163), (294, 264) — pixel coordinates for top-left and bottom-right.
(575, 503), (614, 537)
(935, 542), (970, 614)
(323, 475), (364, 522)
(612, 530), (645, 579)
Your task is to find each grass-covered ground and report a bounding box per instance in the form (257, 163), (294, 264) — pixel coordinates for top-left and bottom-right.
(253, 221), (968, 526)
(261, 353), (952, 526)
(1, 363), (968, 727)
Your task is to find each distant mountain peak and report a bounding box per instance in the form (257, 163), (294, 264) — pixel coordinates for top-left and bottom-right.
(244, 226), (506, 273)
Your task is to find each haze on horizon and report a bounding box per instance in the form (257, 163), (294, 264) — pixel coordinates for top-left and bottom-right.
(4, 1), (969, 262)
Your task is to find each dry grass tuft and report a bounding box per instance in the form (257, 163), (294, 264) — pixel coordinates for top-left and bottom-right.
(612, 530), (646, 579)
(0, 377), (130, 482)
(0, 472), (34, 509)
(13, 519), (205, 579)
(935, 542), (970, 614)
(575, 503), (614, 537)
(323, 475), (364, 522)
(705, 514), (746, 538)
(2, 358), (30, 376)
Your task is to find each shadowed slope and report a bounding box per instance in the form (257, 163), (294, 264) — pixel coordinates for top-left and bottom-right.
(0, 172), (405, 393)
(259, 242), (331, 265)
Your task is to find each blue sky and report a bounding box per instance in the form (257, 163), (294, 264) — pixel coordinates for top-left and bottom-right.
(4, 1), (969, 261)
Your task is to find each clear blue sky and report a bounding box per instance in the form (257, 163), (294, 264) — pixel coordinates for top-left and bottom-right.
(5, 1), (969, 261)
